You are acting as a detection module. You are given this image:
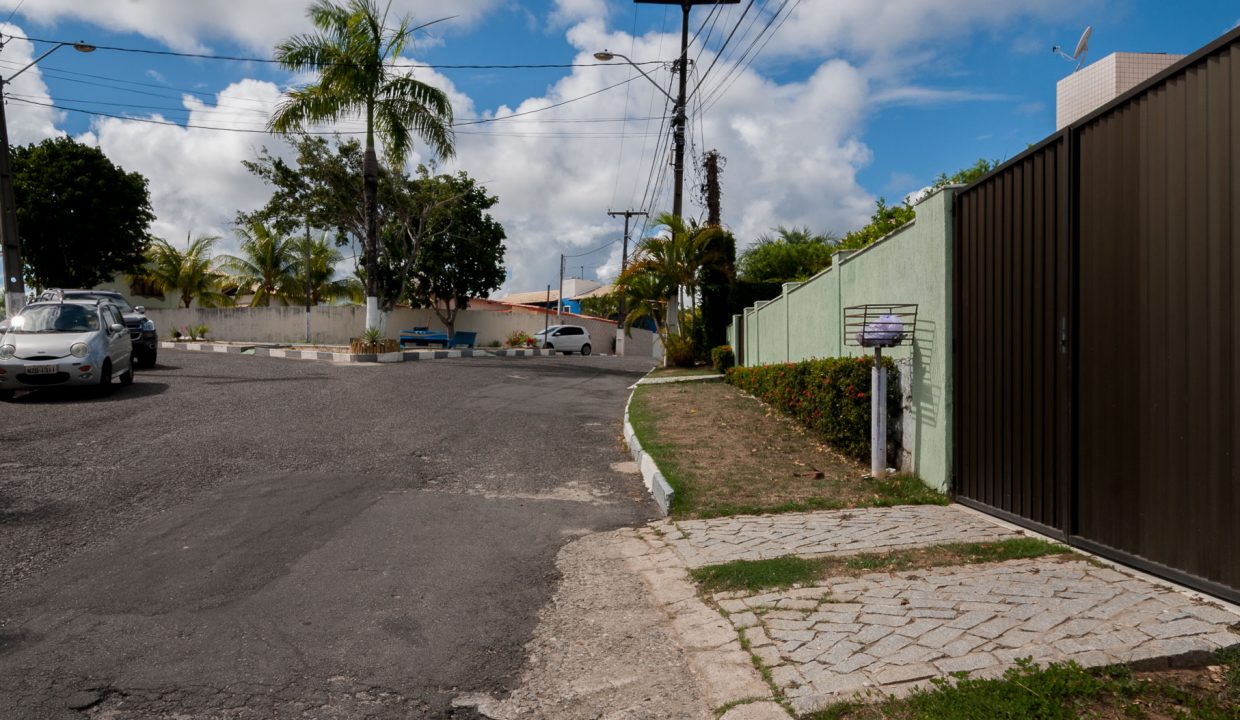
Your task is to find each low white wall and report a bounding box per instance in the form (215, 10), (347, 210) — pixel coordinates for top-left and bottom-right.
(146, 304), (657, 357)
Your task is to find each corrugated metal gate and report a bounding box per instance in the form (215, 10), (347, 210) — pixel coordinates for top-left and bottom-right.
(953, 29), (1240, 603)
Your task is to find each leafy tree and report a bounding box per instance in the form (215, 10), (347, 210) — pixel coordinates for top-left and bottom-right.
(218, 221), (301, 306)
(269, 0), (455, 333)
(698, 231), (736, 351)
(737, 226), (837, 284)
(578, 292), (620, 320)
(139, 236), (232, 308)
(400, 171), (506, 338)
(10, 137), (154, 289)
(840, 158), (997, 251)
(622, 212), (725, 338)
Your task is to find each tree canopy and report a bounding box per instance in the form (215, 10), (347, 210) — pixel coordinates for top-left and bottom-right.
(737, 225), (837, 284)
(268, 0), (455, 331)
(400, 170), (506, 336)
(11, 137), (154, 290)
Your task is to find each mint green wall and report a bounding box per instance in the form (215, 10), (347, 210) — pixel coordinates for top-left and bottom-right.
(727, 187), (956, 492)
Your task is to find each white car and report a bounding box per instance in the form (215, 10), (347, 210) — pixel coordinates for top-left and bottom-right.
(535, 324), (592, 355)
(0, 297), (135, 399)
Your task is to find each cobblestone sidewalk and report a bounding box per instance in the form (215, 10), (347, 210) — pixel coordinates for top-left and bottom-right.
(661, 505), (1020, 568)
(647, 505), (1240, 716)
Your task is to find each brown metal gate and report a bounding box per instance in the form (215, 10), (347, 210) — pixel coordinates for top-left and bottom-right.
(953, 135), (1073, 538)
(953, 28), (1240, 603)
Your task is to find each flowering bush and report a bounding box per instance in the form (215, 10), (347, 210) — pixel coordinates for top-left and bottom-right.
(506, 329), (537, 348)
(710, 345), (735, 372)
(726, 356), (900, 461)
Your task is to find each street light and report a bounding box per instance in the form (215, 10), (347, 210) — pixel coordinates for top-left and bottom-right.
(594, 49), (687, 222)
(1, 40), (96, 317)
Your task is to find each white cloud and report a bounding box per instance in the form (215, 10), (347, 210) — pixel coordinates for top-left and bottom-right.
(78, 79), (291, 250)
(0, 24), (63, 145)
(549, 0), (609, 28)
(0, 0), (505, 53)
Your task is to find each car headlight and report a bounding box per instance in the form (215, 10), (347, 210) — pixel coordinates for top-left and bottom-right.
(70, 342), (89, 358)
(0, 344), (14, 359)
(141, 319), (156, 332)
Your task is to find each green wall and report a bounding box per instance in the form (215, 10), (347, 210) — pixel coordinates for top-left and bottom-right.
(727, 187), (956, 492)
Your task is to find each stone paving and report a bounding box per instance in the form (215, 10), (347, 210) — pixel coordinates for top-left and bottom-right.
(659, 505), (1021, 568)
(718, 558), (1240, 714)
(643, 505), (1240, 716)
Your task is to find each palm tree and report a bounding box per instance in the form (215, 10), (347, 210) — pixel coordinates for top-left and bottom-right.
(268, 0), (455, 332)
(218, 221), (300, 307)
(140, 235), (232, 309)
(287, 235), (365, 304)
(626, 212), (725, 336)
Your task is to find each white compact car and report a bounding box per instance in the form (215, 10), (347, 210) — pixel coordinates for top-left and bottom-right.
(0, 296), (135, 399)
(535, 324), (592, 355)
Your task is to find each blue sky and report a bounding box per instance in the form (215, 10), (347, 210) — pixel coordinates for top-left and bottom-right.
(0, 0), (1237, 292)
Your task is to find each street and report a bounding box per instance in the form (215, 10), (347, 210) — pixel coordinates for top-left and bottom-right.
(0, 350), (659, 718)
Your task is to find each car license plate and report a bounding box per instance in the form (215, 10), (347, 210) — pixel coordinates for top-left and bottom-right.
(25, 365), (57, 375)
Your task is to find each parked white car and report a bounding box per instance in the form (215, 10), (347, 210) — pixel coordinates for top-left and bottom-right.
(535, 324), (592, 355)
(0, 296), (135, 399)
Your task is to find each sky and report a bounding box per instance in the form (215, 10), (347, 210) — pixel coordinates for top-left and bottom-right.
(0, 0), (1236, 296)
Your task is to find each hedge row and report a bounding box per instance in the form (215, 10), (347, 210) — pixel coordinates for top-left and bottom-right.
(726, 356), (900, 461)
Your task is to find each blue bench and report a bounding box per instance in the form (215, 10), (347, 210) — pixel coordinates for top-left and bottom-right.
(399, 329), (477, 349)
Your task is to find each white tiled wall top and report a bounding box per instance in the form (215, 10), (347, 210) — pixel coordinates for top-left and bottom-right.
(1056, 52), (1185, 129)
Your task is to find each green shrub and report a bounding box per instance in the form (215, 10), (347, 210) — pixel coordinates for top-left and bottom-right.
(726, 356), (900, 461)
(711, 345), (735, 372)
(665, 334), (696, 368)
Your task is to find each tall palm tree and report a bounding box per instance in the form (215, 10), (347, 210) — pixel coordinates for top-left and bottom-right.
(140, 235), (232, 309)
(218, 221), (300, 307)
(268, 0), (455, 332)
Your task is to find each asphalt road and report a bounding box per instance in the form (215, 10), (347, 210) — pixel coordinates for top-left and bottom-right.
(0, 350), (660, 719)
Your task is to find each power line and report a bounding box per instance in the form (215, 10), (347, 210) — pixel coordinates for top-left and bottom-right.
(1, 32), (667, 71)
(702, 0), (800, 113)
(688, 0), (755, 102)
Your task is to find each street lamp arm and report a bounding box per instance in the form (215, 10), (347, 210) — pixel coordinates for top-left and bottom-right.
(593, 50), (678, 106)
(5, 40), (95, 83)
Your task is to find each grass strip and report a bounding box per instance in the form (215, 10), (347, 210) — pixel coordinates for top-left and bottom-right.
(690, 538), (1075, 595)
(808, 650), (1240, 719)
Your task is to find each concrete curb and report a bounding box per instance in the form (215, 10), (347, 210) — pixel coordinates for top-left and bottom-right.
(623, 386), (675, 516)
(161, 341), (548, 363)
(635, 373), (725, 386)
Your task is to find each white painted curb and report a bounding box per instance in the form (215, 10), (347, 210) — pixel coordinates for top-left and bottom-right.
(623, 386), (675, 515)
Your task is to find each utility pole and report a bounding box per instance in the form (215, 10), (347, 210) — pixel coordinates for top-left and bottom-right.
(703, 150), (723, 227)
(557, 254), (565, 323)
(304, 221), (312, 344)
(634, 1), (737, 221)
(607, 209), (647, 356)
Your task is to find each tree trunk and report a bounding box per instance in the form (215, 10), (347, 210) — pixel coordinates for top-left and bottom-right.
(362, 147), (383, 333)
(666, 291), (681, 337)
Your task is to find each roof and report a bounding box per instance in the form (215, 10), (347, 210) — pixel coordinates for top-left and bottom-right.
(498, 284), (614, 305)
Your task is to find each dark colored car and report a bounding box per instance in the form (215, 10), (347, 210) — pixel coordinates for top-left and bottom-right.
(38, 290), (158, 367)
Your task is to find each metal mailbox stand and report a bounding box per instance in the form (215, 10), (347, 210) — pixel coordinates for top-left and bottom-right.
(844, 304), (918, 479)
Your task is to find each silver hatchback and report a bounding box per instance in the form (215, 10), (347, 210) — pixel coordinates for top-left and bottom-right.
(0, 298), (135, 399)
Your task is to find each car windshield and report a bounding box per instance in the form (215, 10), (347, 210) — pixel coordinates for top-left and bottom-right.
(65, 293), (132, 312)
(9, 304), (99, 333)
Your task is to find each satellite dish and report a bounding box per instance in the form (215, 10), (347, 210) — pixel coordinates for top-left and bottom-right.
(1053, 25), (1093, 72)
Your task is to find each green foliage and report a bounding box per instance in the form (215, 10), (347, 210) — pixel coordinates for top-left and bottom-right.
(193, 324), (209, 340)
(578, 292), (619, 320)
(711, 345), (735, 373)
(218, 220), (301, 306)
(664, 334), (697, 368)
(361, 325), (384, 345)
(931, 157), (998, 188)
(137, 236), (232, 308)
(268, 0), (455, 307)
(11, 136), (155, 289)
(690, 556), (823, 595)
(399, 169), (506, 335)
(737, 225), (837, 284)
(838, 198), (917, 251)
(698, 231), (735, 350)
(726, 356), (900, 461)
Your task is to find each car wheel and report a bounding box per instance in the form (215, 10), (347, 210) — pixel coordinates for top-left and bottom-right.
(141, 349), (158, 368)
(0, 390), (14, 402)
(97, 360), (114, 396)
(120, 358), (135, 386)
(580, 343), (591, 356)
